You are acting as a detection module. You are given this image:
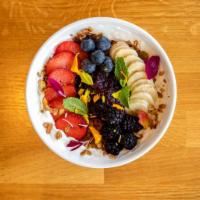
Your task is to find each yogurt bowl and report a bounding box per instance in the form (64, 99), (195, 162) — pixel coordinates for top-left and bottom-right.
(26, 17), (176, 168)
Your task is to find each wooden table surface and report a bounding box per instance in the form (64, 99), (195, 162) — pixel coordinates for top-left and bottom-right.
(0, 0), (200, 199)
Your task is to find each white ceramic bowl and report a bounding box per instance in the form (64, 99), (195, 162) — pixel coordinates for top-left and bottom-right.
(26, 17), (176, 168)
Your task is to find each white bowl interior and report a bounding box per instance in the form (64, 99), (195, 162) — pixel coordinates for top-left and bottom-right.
(26, 17), (176, 168)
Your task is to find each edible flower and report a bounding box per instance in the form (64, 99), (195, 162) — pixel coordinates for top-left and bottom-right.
(112, 103), (124, 110)
(93, 94), (101, 103)
(89, 126), (102, 145)
(80, 89), (91, 105)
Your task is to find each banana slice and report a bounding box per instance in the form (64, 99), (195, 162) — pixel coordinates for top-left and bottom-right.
(133, 84), (157, 101)
(115, 48), (138, 58)
(124, 54), (142, 66)
(127, 71), (146, 87)
(130, 91), (154, 105)
(110, 42), (129, 58)
(128, 62), (145, 77)
(129, 99), (149, 112)
(131, 79), (154, 90)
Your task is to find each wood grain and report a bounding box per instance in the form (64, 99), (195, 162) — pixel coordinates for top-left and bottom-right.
(0, 0), (200, 199)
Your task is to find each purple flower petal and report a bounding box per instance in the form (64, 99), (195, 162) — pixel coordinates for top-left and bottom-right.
(145, 56), (160, 79)
(48, 78), (66, 97)
(67, 140), (83, 147)
(70, 143), (83, 151)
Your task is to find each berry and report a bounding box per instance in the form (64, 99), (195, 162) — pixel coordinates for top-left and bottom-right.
(121, 134), (137, 150)
(46, 52), (74, 74)
(81, 59), (96, 74)
(93, 71), (107, 92)
(55, 40), (88, 61)
(45, 85), (76, 102)
(104, 141), (121, 155)
(55, 41), (80, 55)
(91, 50), (105, 65)
(105, 107), (124, 125)
(49, 96), (64, 109)
(75, 75), (81, 91)
(96, 36), (111, 51)
(101, 56), (113, 73)
(101, 124), (121, 141)
(48, 69), (75, 86)
(122, 114), (143, 133)
(89, 100), (107, 119)
(55, 112), (87, 140)
(80, 38), (95, 52)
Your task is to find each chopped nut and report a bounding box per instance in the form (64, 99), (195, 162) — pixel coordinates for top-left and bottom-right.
(80, 149), (92, 156)
(164, 79), (167, 83)
(42, 97), (50, 110)
(43, 122), (53, 134)
(157, 91), (163, 98)
(58, 108), (65, 116)
(38, 79), (46, 91)
(159, 70), (165, 76)
(55, 131), (62, 140)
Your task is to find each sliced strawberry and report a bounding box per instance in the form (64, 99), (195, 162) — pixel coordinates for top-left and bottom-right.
(48, 69), (75, 86)
(55, 41), (81, 55)
(55, 41), (88, 61)
(45, 85), (76, 102)
(63, 85), (76, 97)
(49, 96), (64, 109)
(46, 52), (74, 74)
(55, 112), (87, 140)
(45, 87), (58, 102)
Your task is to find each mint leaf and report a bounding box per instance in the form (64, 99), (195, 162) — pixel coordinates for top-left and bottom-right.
(63, 97), (88, 116)
(112, 86), (131, 108)
(114, 57), (128, 87)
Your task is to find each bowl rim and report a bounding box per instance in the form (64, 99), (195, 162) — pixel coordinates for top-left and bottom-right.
(26, 17), (177, 168)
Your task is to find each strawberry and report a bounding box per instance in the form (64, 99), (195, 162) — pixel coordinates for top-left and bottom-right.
(55, 41), (81, 55)
(48, 69), (75, 86)
(46, 52), (74, 74)
(138, 111), (150, 128)
(55, 41), (88, 61)
(45, 85), (76, 102)
(49, 96), (64, 109)
(45, 87), (58, 102)
(55, 112), (87, 140)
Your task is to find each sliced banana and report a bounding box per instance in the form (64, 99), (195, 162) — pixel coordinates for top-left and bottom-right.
(131, 79), (154, 90)
(110, 42), (129, 58)
(128, 62), (145, 78)
(110, 41), (158, 112)
(130, 92), (154, 105)
(127, 71), (146, 87)
(129, 99), (149, 112)
(133, 84), (157, 101)
(124, 54), (142, 66)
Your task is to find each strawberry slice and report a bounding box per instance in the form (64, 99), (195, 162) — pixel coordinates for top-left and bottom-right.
(55, 112), (87, 140)
(45, 85), (76, 102)
(55, 41), (88, 61)
(48, 69), (75, 86)
(55, 41), (80, 55)
(49, 96), (64, 109)
(46, 52), (74, 74)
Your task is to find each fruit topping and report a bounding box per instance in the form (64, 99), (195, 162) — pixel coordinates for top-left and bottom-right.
(104, 106), (124, 125)
(48, 69), (75, 86)
(49, 96), (64, 109)
(121, 114), (143, 133)
(80, 38), (95, 52)
(101, 123), (121, 141)
(100, 56), (113, 73)
(121, 134), (137, 150)
(96, 36), (111, 51)
(91, 50), (105, 65)
(138, 111), (150, 129)
(55, 112), (88, 140)
(104, 141), (122, 156)
(81, 59), (96, 74)
(46, 52), (74, 74)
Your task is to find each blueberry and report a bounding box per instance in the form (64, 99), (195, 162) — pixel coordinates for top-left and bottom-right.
(81, 59), (96, 74)
(96, 36), (111, 51)
(91, 50), (105, 65)
(101, 56), (113, 73)
(80, 38), (95, 52)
